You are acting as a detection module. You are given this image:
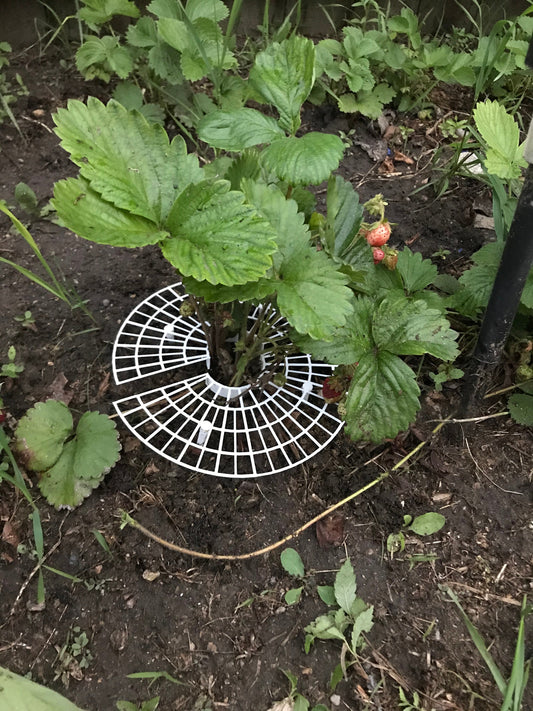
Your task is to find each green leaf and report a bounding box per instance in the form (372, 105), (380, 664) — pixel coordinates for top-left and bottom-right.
(244, 181), (353, 340)
(249, 35), (315, 134)
(14, 182), (39, 214)
(280, 548), (305, 577)
(197, 108), (285, 151)
(325, 175), (364, 259)
(148, 43), (184, 83)
(112, 81), (144, 110)
(334, 559), (357, 614)
(147, 0), (180, 19)
(38, 411), (121, 509)
(182, 275), (274, 304)
(261, 133), (344, 185)
(341, 83), (396, 119)
(53, 178), (168, 248)
(396, 249), (438, 293)
(78, 0), (139, 26)
(473, 100), (526, 180)
(293, 695), (310, 711)
(185, 0), (229, 22)
(126, 17), (158, 47)
(76, 36), (133, 81)
(162, 181), (276, 285)
(304, 614), (347, 642)
(329, 663), (344, 691)
(295, 296), (373, 364)
(0, 666), (87, 710)
(344, 352), (420, 442)
(53, 98), (204, 223)
(508, 394), (533, 426)
(14, 400), (73, 471)
(317, 585), (337, 606)
(284, 587), (303, 605)
(350, 605), (374, 651)
(373, 295), (459, 361)
(408, 512), (446, 536)
(157, 17), (189, 52)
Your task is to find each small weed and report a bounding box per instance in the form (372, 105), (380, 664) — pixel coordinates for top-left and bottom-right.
(14, 310), (36, 330)
(1, 346), (24, 379)
(304, 558), (374, 691)
(266, 670), (328, 711)
(386, 512), (446, 558)
(53, 626), (93, 688)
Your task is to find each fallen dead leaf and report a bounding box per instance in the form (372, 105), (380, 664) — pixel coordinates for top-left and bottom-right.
(2, 520), (20, 548)
(393, 149), (415, 165)
(316, 513), (345, 548)
(266, 700), (294, 711)
(378, 156), (395, 173)
(47, 372), (73, 405)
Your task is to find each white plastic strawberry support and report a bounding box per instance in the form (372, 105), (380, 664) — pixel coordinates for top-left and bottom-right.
(112, 284), (343, 478)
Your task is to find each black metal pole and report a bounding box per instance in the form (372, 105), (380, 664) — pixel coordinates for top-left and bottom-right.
(460, 35), (533, 415)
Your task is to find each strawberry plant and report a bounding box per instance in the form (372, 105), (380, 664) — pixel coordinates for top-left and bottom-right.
(51, 35), (458, 443)
(13, 400), (121, 508)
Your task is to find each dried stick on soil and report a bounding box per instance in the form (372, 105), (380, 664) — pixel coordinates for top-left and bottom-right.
(119, 420), (449, 560)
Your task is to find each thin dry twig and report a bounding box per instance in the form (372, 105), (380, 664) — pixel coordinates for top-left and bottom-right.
(119, 420), (449, 560)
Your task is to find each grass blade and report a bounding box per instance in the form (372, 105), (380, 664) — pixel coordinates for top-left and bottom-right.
(443, 586), (507, 695)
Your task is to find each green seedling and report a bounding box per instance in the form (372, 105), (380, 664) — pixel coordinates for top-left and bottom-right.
(429, 362), (465, 392)
(1, 346), (24, 379)
(386, 512), (446, 558)
(53, 626), (93, 688)
(14, 310), (36, 329)
(304, 558), (374, 691)
(14, 182), (54, 220)
(280, 547), (307, 604)
(268, 670), (328, 711)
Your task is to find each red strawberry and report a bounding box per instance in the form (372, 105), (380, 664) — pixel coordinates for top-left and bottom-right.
(322, 377), (345, 404)
(373, 248), (385, 264)
(0, 410), (6, 424)
(366, 221), (391, 247)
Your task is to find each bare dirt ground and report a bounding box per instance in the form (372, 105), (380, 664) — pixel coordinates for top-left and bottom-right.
(0, 53), (531, 711)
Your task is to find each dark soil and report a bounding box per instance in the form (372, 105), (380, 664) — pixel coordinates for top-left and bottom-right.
(0, 53), (532, 711)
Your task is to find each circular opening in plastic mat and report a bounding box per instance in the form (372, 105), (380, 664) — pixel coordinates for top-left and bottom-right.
(112, 284), (343, 478)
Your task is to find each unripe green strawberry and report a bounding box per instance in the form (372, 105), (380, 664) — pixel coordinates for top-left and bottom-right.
(366, 221), (391, 247)
(180, 301), (195, 317)
(382, 250), (398, 270)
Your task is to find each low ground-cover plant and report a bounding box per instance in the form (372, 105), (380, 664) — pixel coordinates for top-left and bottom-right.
(13, 400), (121, 509)
(312, 2), (533, 119)
(304, 558), (374, 692)
(51, 35), (459, 443)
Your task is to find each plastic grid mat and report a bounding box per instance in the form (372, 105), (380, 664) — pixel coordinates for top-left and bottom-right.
(112, 284), (343, 478)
